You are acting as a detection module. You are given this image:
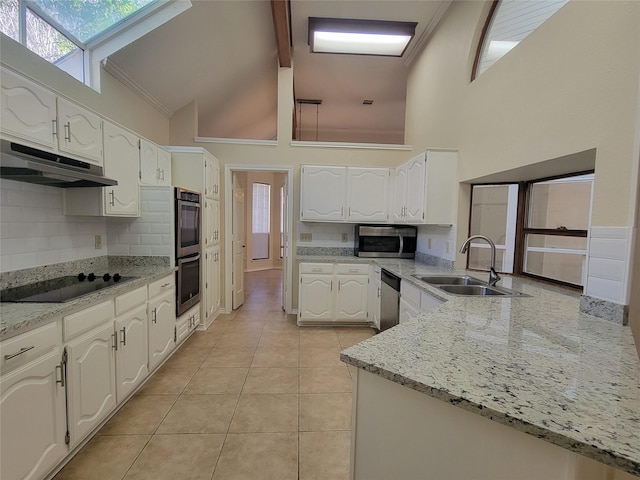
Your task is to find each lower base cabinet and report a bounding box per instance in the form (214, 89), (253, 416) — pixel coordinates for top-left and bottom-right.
(176, 304), (200, 346)
(0, 348), (67, 480)
(148, 276), (176, 371)
(298, 263), (369, 325)
(114, 304), (148, 402)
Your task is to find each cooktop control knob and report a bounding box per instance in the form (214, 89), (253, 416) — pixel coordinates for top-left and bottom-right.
(113, 273), (122, 282)
(88, 273), (96, 281)
(78, 273), (86, 281)
(103, 273), (112, 282)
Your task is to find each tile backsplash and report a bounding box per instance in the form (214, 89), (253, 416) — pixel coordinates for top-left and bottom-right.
(0, 181), (174, 273)
(0, 179), (106, 272)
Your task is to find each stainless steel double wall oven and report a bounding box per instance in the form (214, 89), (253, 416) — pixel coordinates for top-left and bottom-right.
(175, 188), (201, 316)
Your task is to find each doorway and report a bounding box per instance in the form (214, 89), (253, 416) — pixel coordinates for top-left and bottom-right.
(224, 165), (293, 314)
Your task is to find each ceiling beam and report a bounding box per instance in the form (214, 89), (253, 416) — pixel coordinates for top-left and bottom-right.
(270, 0), (292, 68)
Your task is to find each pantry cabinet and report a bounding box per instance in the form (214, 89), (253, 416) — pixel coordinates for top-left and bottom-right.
(204, 246), (221, 322)
(298, 263), (369, 324)
(64, 121), (140, 217)
(0, 66), (103, 166)
(0, 322), (67, 480)
(140, 138), (171, 187)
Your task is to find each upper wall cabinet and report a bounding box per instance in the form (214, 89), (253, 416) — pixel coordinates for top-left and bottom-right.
(393, 150), (458, 225)
(300, 165), (390, 223)
(1, 67), (103, 166)
(140, 139), (171, 187)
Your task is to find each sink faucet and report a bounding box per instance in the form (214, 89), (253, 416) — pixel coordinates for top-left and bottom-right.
(459, 235), (501, 286)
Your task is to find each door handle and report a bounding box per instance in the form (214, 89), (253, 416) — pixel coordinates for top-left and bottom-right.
(120, 327), (126, 346)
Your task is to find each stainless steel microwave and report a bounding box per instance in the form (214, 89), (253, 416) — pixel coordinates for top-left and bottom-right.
(355, 225), (417, 258)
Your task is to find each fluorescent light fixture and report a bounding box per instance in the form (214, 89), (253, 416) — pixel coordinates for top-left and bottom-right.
(308, 17), (417, 57)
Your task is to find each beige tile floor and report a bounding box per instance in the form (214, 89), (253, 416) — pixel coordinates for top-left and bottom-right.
(54, 269), (375, 480)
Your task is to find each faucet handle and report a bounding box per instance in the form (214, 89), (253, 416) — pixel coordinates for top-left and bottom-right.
(489, 267), (501, 286)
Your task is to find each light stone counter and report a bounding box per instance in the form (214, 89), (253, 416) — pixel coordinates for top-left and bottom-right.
(0, 264), (176, 341)
(306, 257), (640, 476)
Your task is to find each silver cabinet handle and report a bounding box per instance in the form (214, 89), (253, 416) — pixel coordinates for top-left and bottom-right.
(109, 190), (115, 206)
(64, 122), (71, 142)
(52, 119), (58, 137)
(161, 169), (165, 181)
(120, 327), (126, 346)
(111, 332), (118, 351)
(161, 283), (170, 288)
(377, 286), (381, 298)
(56, 362), (65, 387)
(152, 307), (157, 323)
(4, 345), (35, 360)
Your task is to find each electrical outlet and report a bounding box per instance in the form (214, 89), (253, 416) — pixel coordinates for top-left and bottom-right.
(341, 233), (348, 243)
(95, 234), (102, 250)
(300, 232), (312, 242)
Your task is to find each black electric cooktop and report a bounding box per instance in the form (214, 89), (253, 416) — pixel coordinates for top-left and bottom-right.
(0, 273), (135, 303)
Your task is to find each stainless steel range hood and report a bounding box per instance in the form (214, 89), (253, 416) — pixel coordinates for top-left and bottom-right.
(0, 140), (118, 188)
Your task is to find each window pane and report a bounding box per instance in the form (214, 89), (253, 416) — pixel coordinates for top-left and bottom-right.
(252, 183), (270, 260)
(528, 175), (593, 230)
(476, 0), (568, 77)
(31, 0), (158, 43)
(524, 234), (587, 286)
(0, 0), (19, 42)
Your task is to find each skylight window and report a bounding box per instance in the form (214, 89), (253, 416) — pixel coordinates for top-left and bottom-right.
(308, 17), (416, 57)
(0, 0), (190, 89)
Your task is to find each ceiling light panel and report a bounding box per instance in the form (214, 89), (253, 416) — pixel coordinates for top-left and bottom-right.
(308, 17), (417, 57)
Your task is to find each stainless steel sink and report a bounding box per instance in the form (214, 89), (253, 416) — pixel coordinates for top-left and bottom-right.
(413, 275), (486, 286)
(438, 284), (529, 297)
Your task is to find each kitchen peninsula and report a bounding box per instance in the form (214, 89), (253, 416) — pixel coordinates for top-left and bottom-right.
(334, 258), (639, 479)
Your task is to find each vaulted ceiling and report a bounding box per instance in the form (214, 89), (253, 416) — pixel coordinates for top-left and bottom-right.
(107, 0), (452, 144)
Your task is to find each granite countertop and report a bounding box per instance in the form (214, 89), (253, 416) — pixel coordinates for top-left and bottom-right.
(311, 257), (640, 476)
(0, 264), (176, 341)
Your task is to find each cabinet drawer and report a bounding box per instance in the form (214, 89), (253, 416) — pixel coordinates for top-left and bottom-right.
(63, 300), (114, 341)
(1, 322), (61, 374)
(400, 281), (421, 307)
(148, 275), (175, 298)
(115, 286), (147, 317)
(335, 263), (369, 275)
(299, 263), (334, 274)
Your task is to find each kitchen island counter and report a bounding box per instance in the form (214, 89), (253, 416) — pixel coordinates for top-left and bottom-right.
(338, 259), (639, 477)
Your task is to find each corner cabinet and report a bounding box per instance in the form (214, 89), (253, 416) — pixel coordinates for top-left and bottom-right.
(300, 165), (390, 223)
(169, 146), (221, 329)
(393, 150), (458, 225)
(298, 262), (369, 325)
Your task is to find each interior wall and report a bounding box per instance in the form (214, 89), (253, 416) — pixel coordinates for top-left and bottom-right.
(0, 35), (170, 144)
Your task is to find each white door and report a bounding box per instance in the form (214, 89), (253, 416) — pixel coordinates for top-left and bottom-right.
(232, 174), (245, 309)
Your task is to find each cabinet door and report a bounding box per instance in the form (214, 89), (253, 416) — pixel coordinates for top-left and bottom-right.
(204, 156), (215, 199)
(57, 97), (103, 165)
(204, 248), (216, 322)
(148, 290), (175, 371)
(300, 166), (347, 221)
(404, 153), (427, 223)
(299, 274), (334, 321)
(103, 122), (140, 216)
(157, 147), (172, 186)
(114, 304), (148, 402)
(66, 323), (117, 446)
(1, 349), (67, 480)
(204, 199), (215, 247)
(423, 151), (458, 225)
(0, 66), (57, 149)
(139, 138), (159, 185)
(347, 168), (390, 222)
(212, 199), (220, 245)
(392, 165), (407, 223)
(399, 297), (420, 324)
(368, 269), (381, 330)
(335, 275), (369, 322)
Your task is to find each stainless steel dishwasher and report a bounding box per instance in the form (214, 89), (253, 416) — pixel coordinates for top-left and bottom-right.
(379, 268), (401, 332)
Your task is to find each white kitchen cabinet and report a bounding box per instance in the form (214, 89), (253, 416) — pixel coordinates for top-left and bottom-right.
(64, 121), (140, 217)
(114, 286), (148, 402)
(298, 263), (369, 324)
(140, 138), (171, 186)
(0, 66), (58, 150)
(65, 319), (117, 446)
(393, 150), (458, 225)
(367, 264), (382, 330)
(1, 67), (103, 166)
(176, 304), (200, 346)
(399, 281), (444, 324)
(347, 167), (390, 222)
(300, 165), (347, 221)
(148, 276), (176, 372)
(0, 322), (67, 480)
(56, 97), (103, 165)
(169, 147), (221, 328)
